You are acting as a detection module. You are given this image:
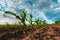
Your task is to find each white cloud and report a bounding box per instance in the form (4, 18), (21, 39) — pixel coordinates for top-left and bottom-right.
(37, 11), (54, 24)
(0, 18), (19, 24)
(58, 0), (60, 4)
(55, 7), (60, 10)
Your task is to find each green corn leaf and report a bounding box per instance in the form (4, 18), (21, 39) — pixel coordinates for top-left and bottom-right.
(20, 11), (26, 18)
(4, 11), (21, 20)
(29, 14), (33, 25)
(5, 11), (16, 16)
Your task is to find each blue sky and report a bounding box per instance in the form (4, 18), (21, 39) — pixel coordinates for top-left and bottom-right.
(0, 0), (60, 24)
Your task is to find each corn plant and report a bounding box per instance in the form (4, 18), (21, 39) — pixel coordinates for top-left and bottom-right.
(3, 11), (26, 26)
(42, 20), (47, 26)
(35, 19), (41, 26)
(26, 14), (33, 26)
(29, 14), (33, 25)
(20, 11), (26, 26)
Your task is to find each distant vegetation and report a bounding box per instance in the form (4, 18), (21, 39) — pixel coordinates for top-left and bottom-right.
(55, 20), (60, 25)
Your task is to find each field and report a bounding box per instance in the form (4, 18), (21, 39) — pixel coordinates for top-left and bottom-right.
(0, 11), (60, 40)
(0, 24), (43, 40)
(0, 24), (60, 40)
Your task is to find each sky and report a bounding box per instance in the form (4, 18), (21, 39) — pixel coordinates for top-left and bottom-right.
(0, 0), (60, 24)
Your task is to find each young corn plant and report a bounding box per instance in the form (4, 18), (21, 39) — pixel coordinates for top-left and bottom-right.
(26, 14), (33, 26)
(3, 11), (26, 26)
(35, 19), (41, 26)
(42, 20), (47, 26)
(29, 14), (33, 25)
(20, 11), (26, 26)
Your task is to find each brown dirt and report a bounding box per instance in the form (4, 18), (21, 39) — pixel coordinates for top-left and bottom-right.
(0, 24), (60, 40)
(23, 24), (60, 40)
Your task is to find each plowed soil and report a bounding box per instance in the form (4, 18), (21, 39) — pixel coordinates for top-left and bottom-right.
(0, 24), (60, 40)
